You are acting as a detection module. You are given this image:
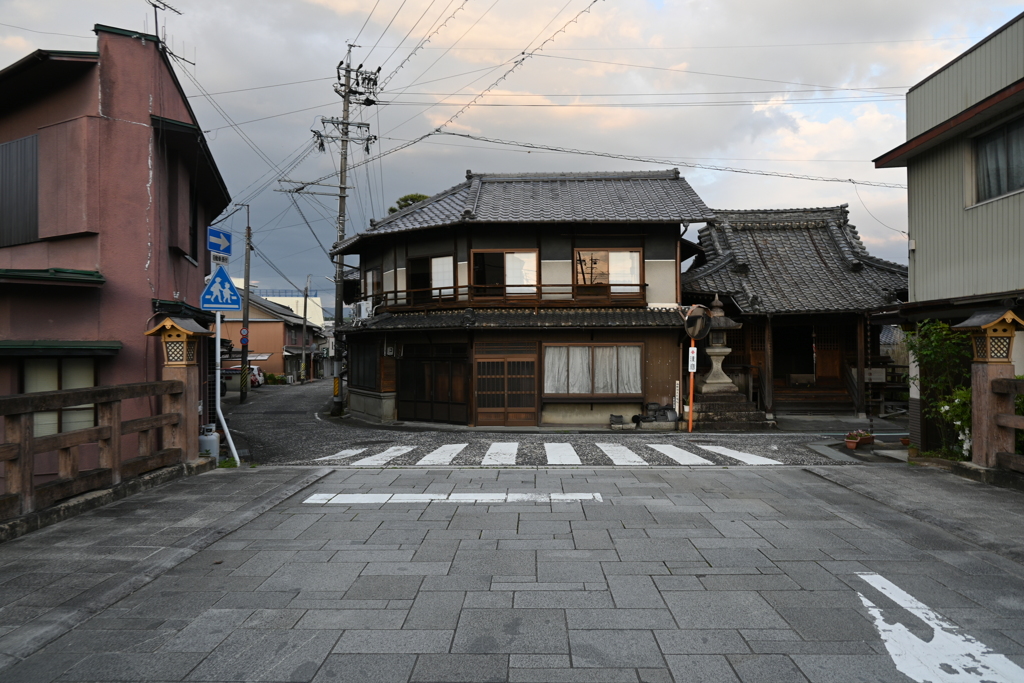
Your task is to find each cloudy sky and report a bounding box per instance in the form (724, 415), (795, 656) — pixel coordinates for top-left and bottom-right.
(3, 0), (1023, 301)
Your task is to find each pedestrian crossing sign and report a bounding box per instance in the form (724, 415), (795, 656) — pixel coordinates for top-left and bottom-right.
(200, 265), (242, 311)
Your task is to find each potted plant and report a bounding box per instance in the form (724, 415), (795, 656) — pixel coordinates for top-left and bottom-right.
(900, 437), (911, 446)
(845, 430), (873, 449)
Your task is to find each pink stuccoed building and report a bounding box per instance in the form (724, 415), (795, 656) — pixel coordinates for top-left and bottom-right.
(0, 25), (230, 472)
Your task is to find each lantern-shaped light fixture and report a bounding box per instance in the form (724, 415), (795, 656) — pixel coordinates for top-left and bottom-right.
(952, 309), (1024, 363)
(145, 317), (213, 367)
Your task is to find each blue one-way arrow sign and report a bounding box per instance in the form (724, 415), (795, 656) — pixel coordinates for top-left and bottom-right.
(207, 227), (232, 255)
(200, 265), (242, 311)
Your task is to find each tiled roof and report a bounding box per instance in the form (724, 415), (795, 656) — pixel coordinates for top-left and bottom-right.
(340, 307), (684, 332)
(334, 169), (714, 255)
(679, 205), (908, 315)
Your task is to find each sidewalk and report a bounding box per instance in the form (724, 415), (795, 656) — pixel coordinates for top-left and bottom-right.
(0, 467), (329, 673)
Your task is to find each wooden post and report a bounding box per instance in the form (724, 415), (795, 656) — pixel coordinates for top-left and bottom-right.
(58, 446), (79, 481)
(971, 363), (1017, 469)
(5, 413), (35, 515)
(856, 314), (866, 418)
(161, 364), (199, 462)
(98, 401), (122, 486)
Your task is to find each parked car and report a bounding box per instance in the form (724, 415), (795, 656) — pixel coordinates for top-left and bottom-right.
(229, 365), (265, 387)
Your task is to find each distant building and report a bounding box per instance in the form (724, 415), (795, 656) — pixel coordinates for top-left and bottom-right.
(875, 11), (1024, 448)
(0, 26), (229, 452)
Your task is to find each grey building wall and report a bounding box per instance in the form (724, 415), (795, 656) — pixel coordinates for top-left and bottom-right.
(906, 15), (1024, 137)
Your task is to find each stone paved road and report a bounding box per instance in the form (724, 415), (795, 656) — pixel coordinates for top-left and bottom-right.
(4, 463), (1024, 682)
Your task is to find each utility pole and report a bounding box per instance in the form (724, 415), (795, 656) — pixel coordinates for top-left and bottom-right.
(240, 205), (251, 403)
(275, 45), (379, 415)
(301, 275), (310, 385)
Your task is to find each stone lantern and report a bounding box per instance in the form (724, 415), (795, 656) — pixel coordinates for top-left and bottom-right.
(145, 317), (213, 462)
(952, 309), (1024, 468)
(700, 295), (743, 394)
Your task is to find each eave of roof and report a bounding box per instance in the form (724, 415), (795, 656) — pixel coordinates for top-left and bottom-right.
(341, 307), (685, 333)
(875, 75), (1024, 168)
(0, 268), (105, 286)
(0, 340), (123, 356)
(0, 49), (99, 85)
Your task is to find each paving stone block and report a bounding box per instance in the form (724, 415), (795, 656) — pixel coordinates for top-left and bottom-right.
(311, 653), (416, 683)
(160, 609), (253, 652)
(728, 653), (809, 683)
(450, 549), (536, 576)
(411, 654), (507, 682)
(405, 591), (465, 630)
(333, 629), (453, 653)
(465, 591), (513, 608)
(295, 609), (407, 630)
(452, 608), (567, 653)
(515, 591), (613, 608)
(60, 651), (207, 681)
(184, 628), (339, 682)
(509, 654), (571, 668)
(569, 630), (665, 668)
(509, 669), (640, 682)
(654, 628), (750, 654)
(664, 592), (789, 629)
(240, 608), (305, 629)
(665, 654), (741, 682)
(607, 575), (666, 608)
(257, 563), (363, 593)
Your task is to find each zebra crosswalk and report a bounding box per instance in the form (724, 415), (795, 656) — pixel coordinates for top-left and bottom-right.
(312, 441), (786, 468)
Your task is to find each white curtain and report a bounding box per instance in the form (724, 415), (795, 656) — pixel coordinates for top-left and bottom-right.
(544, 346), (568, 393)
(609, 251), (640, 293)
(24, 359), (59, 436)
(618, 346), (642, 394)
(505, 252), (537, 294)
(978, 133), (1008, 201)
(431, 256), (454, 297)
(62, 358), (95, 432)
(568, 346), (592, 393)
(593, 346), (617, 393)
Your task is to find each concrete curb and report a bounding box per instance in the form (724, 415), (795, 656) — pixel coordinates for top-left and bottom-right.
(0, 467), (331, 670)
(0, 458), (217, 545)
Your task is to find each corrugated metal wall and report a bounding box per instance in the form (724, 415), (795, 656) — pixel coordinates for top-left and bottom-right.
(0, 135), (38, 248)
(907, 18), (1024, 136)
(907, 137), (1024, 302)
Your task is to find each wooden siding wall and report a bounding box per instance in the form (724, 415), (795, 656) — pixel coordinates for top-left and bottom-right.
(907, 17), (1024, 137)
(907, 137), (1024, 302)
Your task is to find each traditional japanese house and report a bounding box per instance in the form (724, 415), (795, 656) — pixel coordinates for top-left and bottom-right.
(333, 169), (713, 426)
(679, 206), (909, 417)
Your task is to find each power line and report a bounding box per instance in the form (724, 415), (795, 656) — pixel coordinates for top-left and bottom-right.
(436, 131), (908, 189)
(371, 95), (903, 107)
(187, 76), (335, 98)
(352, 0), (381, 44)
(376, 0), (470, 92)
(853, 184), (908, 236)
(363, 0), (409, 66)
(0, 21), (93, 38)
(534, 54), (905, 95)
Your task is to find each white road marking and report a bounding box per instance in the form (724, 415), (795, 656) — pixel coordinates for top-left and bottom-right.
(697, 444), (780, 465)
(857, 572), (1024, 682)
(302, 493), (335, 504)
(596, 443), (648, 466)
(646, 444), (714, 465)
(482, 442), (518, 466)
(348, 446), (417, 467)
(326, 494), (392, 504)
(545, 443), (582, 465)
(416, 444), (467, 466)
(314, 448), (366, 461)
(303, 491), (604, 504)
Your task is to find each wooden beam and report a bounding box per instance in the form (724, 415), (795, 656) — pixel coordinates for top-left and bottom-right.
(33, 425), (111, 453)
(992, 378), (1024, 395)
(995, 413), (1024, 430)
(856, 315), (866, 416)
(121, 413), (179, 434)
(0, 443), (19, 462)
(0, 381), (183, 416)
(98, 402), (122, 487)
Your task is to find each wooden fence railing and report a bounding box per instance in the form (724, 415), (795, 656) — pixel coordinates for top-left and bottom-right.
(992, 378), (1024, 472)
(0, 380), (185, 521)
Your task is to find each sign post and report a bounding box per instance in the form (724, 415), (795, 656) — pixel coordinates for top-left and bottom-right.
(200, 265), (242, 466)
(682, 304), (711, 434)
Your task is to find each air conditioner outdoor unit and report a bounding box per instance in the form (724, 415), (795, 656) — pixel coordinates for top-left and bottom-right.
(356, 301), (371, 319)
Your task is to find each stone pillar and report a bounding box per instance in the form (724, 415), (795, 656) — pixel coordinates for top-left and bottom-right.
(971, 362), (1016, 469)
(701, 345), (739, 393)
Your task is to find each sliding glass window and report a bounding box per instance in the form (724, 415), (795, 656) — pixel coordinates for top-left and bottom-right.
(575, 249), (641, 295)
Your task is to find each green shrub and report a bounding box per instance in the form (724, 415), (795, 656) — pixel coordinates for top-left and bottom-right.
(904, 320), (972, 454)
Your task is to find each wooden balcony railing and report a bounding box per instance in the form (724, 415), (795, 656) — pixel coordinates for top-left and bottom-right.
(0, 380), (187, 521)
(363, 283), (648, 312)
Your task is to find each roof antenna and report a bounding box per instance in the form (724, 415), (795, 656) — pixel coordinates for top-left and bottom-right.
(147, 1), (182, 46)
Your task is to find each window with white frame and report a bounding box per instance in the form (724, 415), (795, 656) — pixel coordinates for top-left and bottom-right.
(22, 358), (96, 436)
(543, 344), (642, 395)
(976, 115), (1024, 203)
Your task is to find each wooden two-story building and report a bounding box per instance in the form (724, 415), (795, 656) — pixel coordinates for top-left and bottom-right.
(333, 169), (713, 427)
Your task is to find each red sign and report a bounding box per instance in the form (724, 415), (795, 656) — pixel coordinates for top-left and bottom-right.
(239, 327), (249, 337)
